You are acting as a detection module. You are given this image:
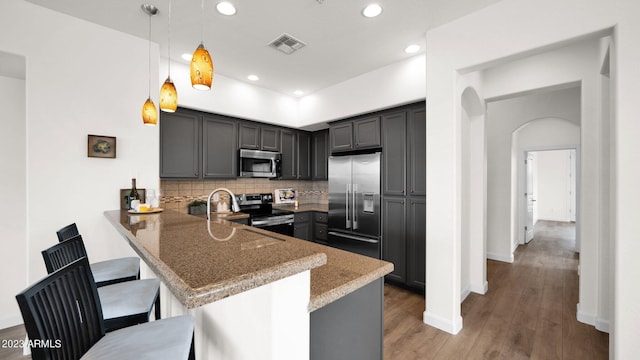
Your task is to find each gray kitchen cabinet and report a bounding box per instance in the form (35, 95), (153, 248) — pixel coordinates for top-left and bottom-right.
(294, 212), (313, 241)
(280, 129), (297, 179)
(329, 122), (353, 153)
(382, 197), (407, 284)
(311, 278), (383, 360)
(380, 101), (426, 291)
(238, 122), (280, 151)
(329, 116), (381, 153)
(313, 212), (328, 244)
(297, 131), (311, 180)
(202, 115), (237, 178)
(238, 122), (260, 150)
(159, 110), (201, 179)
(353, 116), (381, 149)
(382, 110), (407, 196)
(261, 126), (280, 152)
(312, 130), (329, 180)
(407, 197), (426, 289)
(408, 106), (426, 196)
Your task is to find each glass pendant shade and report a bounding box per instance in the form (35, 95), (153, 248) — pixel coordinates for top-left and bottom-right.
(190, 43), (214, 90)
(142, 97), (158, 126)
(159, 78), (178, 112)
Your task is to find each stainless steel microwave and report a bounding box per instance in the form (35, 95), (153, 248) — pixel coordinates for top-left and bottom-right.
(239, 149), (281, 178)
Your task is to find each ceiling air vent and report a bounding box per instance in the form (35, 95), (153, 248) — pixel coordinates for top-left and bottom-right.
(268, 33), (306, 55)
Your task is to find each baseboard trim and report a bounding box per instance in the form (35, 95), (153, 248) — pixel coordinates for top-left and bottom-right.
(460, 286), (470, 302)
(423, 311), (463, 335)
(576, 303), (595, 326)
(595, 318), (610, 333)
(0, 315), (23, 330)
(487, 252), (514, 263)
(470, 281), (488, 295)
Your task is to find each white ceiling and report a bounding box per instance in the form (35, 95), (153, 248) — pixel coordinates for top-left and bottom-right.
(23, 0), (502, 96)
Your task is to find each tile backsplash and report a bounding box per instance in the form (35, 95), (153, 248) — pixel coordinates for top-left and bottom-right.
(160, 178), (328, 213)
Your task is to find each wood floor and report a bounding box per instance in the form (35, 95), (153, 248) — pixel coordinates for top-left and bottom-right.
(0, 221), (608, 360)
(384, 220), (609, 359)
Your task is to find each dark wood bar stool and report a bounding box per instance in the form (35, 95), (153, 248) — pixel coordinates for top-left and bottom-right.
(42, 235), (161, 332)
(56, 223), (139, 287)
(16, 257), (195, 360)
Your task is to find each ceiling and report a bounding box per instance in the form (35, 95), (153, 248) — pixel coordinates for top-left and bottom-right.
(22, 0), (502, 96)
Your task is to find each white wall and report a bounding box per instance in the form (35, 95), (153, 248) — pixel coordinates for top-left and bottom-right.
(0, 74), (26, 327)
(486, 86), (581, 262)
(298, 54), (426, 128)
(0, 0), (160, 316)
(162, 59), (300, 128)
(535, 150), (573, 222)
(425, 1), (640, 357)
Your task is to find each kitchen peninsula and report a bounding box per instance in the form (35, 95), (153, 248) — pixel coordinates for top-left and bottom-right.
(104, 209), (392, 360)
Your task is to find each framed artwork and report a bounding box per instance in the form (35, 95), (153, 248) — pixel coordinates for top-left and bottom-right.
(88, 135), (116, 158)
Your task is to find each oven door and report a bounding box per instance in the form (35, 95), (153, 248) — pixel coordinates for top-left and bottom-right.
(251, 216), (294, 236)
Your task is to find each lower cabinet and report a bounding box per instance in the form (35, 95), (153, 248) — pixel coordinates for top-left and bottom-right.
(382, 196), (425, 290)
(310, 279), (383, 360)
(293, 211), (328, 243)
(313, 212), (328, 244)
(294, 212), (313, 241)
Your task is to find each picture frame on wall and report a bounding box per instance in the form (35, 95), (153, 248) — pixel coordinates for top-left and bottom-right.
(88, 134), (116, 158)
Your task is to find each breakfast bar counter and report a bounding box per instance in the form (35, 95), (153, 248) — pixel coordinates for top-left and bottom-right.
(104, 209), (392, 360)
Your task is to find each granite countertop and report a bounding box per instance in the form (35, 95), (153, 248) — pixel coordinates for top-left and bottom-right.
(104, 208), (392, 312)
(104, 209), (326, 309)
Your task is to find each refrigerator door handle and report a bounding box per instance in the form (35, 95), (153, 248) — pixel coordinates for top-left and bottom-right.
(352, 183), (358, 230)
(328, 231), (379, 244)
(346, 184), (351, 229)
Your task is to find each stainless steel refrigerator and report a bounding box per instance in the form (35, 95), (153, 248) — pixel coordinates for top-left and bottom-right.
(328, 152), (381, 258)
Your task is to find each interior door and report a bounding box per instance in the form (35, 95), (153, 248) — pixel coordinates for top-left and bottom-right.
(525, 152), (535, 243)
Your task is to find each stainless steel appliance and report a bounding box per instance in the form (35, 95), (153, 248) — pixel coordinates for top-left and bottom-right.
(328, 152), (381, 258)
(236, 193), (294, 236)
(238, 149), (281, 178)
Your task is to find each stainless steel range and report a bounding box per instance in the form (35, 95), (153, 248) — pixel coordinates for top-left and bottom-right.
(236, 193), (295, 236)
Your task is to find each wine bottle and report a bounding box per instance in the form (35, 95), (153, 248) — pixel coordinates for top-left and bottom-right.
(129, 178), (140, 209)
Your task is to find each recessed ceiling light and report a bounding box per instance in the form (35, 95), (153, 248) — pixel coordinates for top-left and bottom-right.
(404, 44), (420, 54)
(181, 53), (192, 62)
(247, 75), (259, 81)
(216, 1), (237, 16)
(362, 4), (383, 18)
(293, 90), (305, 96)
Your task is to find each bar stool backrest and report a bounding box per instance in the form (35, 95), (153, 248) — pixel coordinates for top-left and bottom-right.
(42, 235), (89, 274)
(56, 223), (80, 243)
(16, 257), (106, 360)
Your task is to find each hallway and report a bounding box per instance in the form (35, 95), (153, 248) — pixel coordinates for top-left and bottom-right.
(384, 220), (609, 359)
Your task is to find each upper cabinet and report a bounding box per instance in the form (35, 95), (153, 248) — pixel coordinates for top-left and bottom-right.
(159, 110), (201, 179)
(280, 129), (312, 180)
(382, 105), (426, 196)
(312, 130), (329, 180)
(202, 115), (237, 178)
(238, 122), (280, 151)
(329, 116), (381, 153)
(160, 108), (236, 179)
(160, 108), (325, 180)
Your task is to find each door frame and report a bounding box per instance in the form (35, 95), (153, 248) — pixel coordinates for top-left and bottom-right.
(517, 145), (581, 251)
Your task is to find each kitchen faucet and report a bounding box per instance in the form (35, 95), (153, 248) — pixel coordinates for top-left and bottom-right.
(207, 188), (240, 220)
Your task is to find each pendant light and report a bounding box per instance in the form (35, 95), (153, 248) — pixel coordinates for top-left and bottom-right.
(160, 0), (177, 112)
(190, 0), (214, 90)
(141, 4), (158, 125)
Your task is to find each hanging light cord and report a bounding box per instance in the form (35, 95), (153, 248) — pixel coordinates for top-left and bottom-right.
(168, 0), (172, 77)
(147, 10), (152, 98)
(200, 0), (205, 43)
